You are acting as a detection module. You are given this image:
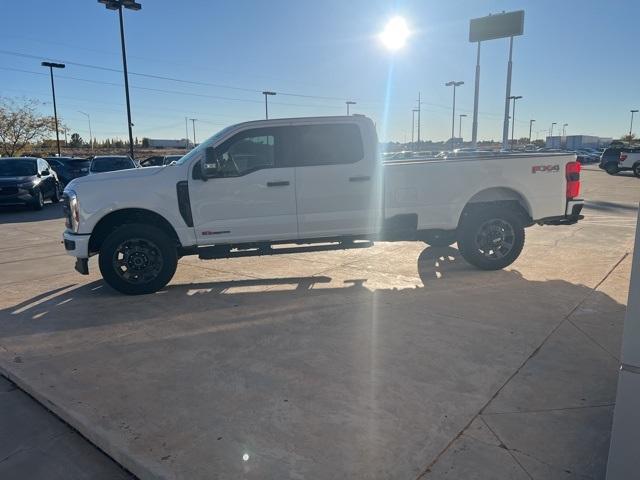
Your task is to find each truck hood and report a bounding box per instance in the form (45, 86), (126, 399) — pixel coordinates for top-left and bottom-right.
(67, 166), (163, 190)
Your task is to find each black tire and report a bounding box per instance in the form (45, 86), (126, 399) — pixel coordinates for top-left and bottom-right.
(604, 163), (618, 175)
(30, 189), (44, 210)
(457, 206), (525, 271)
(98, 224), (178, 295)
(51, 183), (62, 203)
(633, 164), (640, 178)
(421, 229), (457, 247)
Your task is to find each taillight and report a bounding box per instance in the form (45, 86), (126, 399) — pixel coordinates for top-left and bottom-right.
(620, 154), (627, 162)
(566, 161), (581, 199)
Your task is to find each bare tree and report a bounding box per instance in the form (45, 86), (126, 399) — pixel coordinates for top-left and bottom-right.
(0, 97), (55, 156)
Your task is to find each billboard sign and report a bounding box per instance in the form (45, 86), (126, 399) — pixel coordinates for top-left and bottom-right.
(469, 10), (524, 42)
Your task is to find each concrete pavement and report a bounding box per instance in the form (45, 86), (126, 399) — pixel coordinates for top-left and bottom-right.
(0, 167), (637, 479)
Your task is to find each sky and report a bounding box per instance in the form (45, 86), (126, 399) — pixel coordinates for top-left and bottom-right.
(1, 0), (638, 144)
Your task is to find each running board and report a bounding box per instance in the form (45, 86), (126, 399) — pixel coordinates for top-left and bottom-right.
(197, 240), (373, 260)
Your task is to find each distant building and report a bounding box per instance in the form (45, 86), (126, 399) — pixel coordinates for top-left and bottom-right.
(546, 135), (612, 149)
(145, 138), (192, 149)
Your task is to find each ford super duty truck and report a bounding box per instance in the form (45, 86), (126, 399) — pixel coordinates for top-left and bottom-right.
(62, 115), (584, 294)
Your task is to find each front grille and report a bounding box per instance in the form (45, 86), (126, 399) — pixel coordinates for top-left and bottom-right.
(0, 187), (18, 196)
(62, 193), (72, 228)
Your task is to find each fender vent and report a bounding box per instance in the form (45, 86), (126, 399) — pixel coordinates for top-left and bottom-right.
(176, 181), (193, 227)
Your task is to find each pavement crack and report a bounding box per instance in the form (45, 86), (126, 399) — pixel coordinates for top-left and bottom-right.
(479, 417), (534, 480)
(481, 403), (615, 416)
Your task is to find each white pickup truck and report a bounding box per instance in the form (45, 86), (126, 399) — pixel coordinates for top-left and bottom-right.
(62, 115), (583, 294)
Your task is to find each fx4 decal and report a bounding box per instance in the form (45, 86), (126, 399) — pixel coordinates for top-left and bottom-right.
(532, 164), (559, 174)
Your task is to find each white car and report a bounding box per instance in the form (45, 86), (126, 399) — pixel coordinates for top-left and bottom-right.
(62, 115), (583, 294)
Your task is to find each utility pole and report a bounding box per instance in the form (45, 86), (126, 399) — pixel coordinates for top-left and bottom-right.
(509, 95), (522, 150)
(41, 61), (65, 156)
(185, 117), (189, 150)
(346, 101), (356, 115)
(189, 118), (197, 146)
(528, 119), (535, 143)
(412, 109), (419, 145)
(445, 81), (464, 149)
(262, 91), (276, 119)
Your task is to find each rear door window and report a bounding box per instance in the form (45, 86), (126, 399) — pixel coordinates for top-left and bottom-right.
(284, 123), (364, 167)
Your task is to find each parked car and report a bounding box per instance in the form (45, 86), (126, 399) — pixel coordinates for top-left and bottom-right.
(599, 146), (640, 175)
(62, 115), (583, 295)
(89, 156), (137, 174)
(46, 156), (91, 185)
(0, 157), (62, 209)
(139, 155), (165, 167)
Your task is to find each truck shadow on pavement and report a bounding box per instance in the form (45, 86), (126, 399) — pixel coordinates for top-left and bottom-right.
(0, 245), (626, 479)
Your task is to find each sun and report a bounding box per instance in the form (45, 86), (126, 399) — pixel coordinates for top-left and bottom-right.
(380, 16), (410, 51)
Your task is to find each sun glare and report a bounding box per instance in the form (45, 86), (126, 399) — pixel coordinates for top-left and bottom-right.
(380, 16), (410, 51)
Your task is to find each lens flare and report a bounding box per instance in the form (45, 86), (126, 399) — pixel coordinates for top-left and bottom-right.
(380, 17), (410, 51)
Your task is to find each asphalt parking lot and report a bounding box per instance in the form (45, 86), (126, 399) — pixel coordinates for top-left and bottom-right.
(0, 166), (638, 479)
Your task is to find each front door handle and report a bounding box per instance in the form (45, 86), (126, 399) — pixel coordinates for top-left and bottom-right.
(266, 181), (290, 187)
(349, 175), (371, 182)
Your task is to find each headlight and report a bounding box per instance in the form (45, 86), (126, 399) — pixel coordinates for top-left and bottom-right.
(17, 180), (36, 189)
(63, 189), (81, 232)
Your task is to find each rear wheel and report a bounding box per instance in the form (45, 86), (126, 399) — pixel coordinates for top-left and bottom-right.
(604, 163), (619, 175)
(98, 224), (178, 295)
(457, 206), (525, 270)
(633, 164), (640, 178)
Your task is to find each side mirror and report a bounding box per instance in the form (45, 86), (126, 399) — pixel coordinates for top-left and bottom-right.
(42, 169), (50, 176)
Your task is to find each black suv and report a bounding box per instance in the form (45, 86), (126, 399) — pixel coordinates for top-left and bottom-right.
(45, 157), (91, 186)
(0, 157), (62, 210)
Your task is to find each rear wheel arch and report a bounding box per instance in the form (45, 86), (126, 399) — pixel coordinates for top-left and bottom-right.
(89, 208), (180, 254)
(458, 187), (533, 229)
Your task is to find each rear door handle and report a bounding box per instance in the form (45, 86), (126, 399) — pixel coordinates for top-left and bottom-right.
(266, 181), (290, 187)
(349, 175), (370, 182)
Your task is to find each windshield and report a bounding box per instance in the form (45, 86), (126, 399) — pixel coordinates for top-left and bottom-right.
(0, 159), (37, 176)
(90, 157), (134, 172)
(174, 125), (237, 165)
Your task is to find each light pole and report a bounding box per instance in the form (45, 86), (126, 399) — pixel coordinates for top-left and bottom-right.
(41, 61), (65, 156)
(562, 123), (568, 137)
(346, 101), (356, 115)
(262, 91), (276, 119)
(528, 119), (535, 143)
(509, 95), (522, 150)
(458, 114), (467, 141)
(189, 118), (197, 146)
(98, 0), (140, 160)
(630, 110), (638, 141)
(550, 122), (557, 138)
(416, 92), (422, 144)
(445, 81), (464, 149)
(78, 111), (93, 152)
(185, 117), (189, 150)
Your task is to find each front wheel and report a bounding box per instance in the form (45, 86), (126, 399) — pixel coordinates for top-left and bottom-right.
(633, 164), (640, 178)
(98, 224), (178, 295)
(457, 207), (525, 270)
(30, 189), (44, 210)
(51, 183), (62, 203)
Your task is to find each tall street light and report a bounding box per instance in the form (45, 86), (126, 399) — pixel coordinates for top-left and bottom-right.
(189, 118), (197, 146)
(445, 81), (464, 149)
(345, 101), (356, 115)
(562, 123), (568, 137)
(416, 93), (422, 144)
(630, 110), (638, 141)
(528, 119), (535, 143)
(262, 91), (276, 119)
(458, 114), (467, 141)
(78, 111), (93, 152)
(550, 122), (557, 137)
(98, 0), (141, 160)
(41, 61), (65, 156)
(509, 95), (522, 150)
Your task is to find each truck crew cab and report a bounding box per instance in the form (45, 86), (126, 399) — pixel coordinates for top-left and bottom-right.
(62, 116), (583, 294)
